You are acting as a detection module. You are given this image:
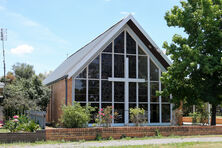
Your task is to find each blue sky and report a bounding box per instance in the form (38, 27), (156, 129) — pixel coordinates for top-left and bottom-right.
(0, 0), (185, 75)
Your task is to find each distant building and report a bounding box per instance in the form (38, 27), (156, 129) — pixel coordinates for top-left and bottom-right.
(43, 15), (172, 126)
(0, 82), (4, 100)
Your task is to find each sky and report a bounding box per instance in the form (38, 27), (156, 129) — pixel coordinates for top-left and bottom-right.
(0, 0), (185, 75)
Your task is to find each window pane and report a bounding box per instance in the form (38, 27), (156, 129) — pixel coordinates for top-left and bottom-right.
(150, 104), (159, 123)
(75, 79), (86, 101)
(88, 80), (99, 102)
(102, 80), (112, 102)
(126, 32), (136, 54)
(150, 82), (159, 102)
(162, 104), (170, 122)
(76, 68), (86, 78)
(138, 56), (147, 79)
(129, 82), (136, 102)
(150, 60), (159, 81)
(161, 83), (170, 102)
(103, 43), (112, 53)
(114, 103), (124, 123)
(114, 55), (124, 78)
(114, 82), (124, 102)
(114, 32), (124, 53)
(138, 46), (146, 55)
(102, 103), (112, 108)
(129, 103), (137, 123)
(88, 56), (99, 79)
(89, 103), (99, 123)
(128, 55), (136, 78)
(139, 104), (148, 122)
(102, 54), (112, 79)
(139, 82), (148, 103)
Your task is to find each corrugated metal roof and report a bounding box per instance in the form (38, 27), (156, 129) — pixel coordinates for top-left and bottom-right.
(43, 15), (171, 85)
(0, 82), (4, 88)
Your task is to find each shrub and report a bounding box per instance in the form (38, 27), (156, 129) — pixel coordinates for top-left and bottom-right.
(189, 112), (199, 124)
(129, 107), (146, 126)
(4, 115), (40, 132)
(4, 118), (19, 132)
(60, 102), (95, 128)
(95, 133), (102, 141)
(95, 106), (118, 127)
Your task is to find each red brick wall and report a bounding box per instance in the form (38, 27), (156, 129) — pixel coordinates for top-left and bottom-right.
(45, 126), (222, 141)
(0, 130), (45, 143)
(46, 78), (72, 123)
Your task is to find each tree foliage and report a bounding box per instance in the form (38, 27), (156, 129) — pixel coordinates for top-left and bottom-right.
(2, 63), (50, 119)
(161, 0), (222, 125)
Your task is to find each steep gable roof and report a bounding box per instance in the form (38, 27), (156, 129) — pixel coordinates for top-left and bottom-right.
(43, 15), (171, 85)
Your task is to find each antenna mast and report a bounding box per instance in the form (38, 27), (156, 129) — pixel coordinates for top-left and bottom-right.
(1, 28), (7, 85)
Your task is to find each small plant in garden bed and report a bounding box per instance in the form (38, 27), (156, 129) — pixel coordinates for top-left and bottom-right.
(129, 107), (147, 126)
(95, 106), (118, 127)
(60, 102), (95, 128)
(4, 115), (40, 132)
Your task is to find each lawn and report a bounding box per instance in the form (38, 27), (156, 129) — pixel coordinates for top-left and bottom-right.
(106, 142), (222, 148)
(0, 135), (222, 147)
(0, 128), (9, 133)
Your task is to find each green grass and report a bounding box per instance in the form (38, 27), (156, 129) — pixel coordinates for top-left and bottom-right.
(0, 135), (222, 147)
(0, 128), (9, 133)
(103, 141), (222, 148)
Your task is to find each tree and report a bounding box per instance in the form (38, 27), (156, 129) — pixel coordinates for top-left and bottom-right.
(161, 0), (222, 125)
(12, 63), (35, 79)
(2, 63), (50, 119)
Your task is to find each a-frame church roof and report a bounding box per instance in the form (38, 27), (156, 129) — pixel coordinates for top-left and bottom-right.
(43, 15), (171, 85)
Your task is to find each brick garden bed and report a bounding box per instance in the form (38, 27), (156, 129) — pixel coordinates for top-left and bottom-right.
(46, 126), (222, 141)
(0, 130), (45, 143)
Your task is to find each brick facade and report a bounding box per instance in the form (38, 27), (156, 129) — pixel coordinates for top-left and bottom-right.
(0, 130), (45, 143)
(46, 78), (72, 123)
(45, 126), (222, 141)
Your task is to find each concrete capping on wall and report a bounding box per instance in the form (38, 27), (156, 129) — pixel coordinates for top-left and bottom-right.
(45, 126), (222, 141)
(0, 130), (45, 143)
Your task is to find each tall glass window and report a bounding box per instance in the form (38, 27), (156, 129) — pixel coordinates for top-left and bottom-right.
(114, 32), (124, 53)
(150, 60), (159, 81)
(75, 80), (86, 101)
(74, 30), (170, 125)
(114, 55), (124, 78)
(88, 80), (99, 102)
(128, 55), (136, 78)
(88, 56), (99, 79)
(102, 54), (112, 79)
(126, 32), (136, 54)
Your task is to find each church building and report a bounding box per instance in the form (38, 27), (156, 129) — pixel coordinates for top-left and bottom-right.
(43, 15), (172, 126)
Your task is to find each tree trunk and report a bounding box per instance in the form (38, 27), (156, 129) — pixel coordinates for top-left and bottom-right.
(211, 104), (217, 126)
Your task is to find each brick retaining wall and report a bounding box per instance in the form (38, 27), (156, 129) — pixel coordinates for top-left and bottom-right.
(45, 126), (222, 141)
(0, 130), (45, 143)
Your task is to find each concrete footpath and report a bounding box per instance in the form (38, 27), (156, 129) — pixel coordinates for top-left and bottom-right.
(2, 136), (222, 148)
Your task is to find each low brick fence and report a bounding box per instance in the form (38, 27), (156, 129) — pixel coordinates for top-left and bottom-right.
(0, 130), (45, 143)
(183, 117), (222, 124)
(46, 126), (222, 141)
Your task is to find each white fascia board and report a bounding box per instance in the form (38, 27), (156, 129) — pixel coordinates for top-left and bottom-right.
(67, 15), (132, 79)
(129, 16), (172, 66)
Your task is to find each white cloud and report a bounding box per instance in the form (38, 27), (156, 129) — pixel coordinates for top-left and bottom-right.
(10, 44), (34, 55)
(23, 20), (39, 27)
(104, 0), (111, 2)
(120, 11), (135, 16)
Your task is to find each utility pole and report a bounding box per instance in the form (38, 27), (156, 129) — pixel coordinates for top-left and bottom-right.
(1, 28), (7, 99)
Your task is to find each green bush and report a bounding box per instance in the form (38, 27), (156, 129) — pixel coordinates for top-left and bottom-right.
(60, 102), (95, 128)
(129, 107), (146, 126)
(4, 115), (40, 132)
